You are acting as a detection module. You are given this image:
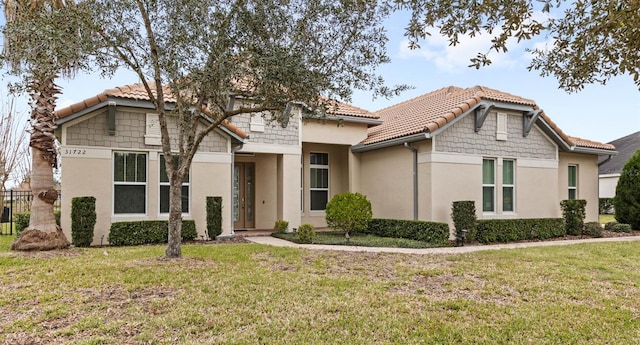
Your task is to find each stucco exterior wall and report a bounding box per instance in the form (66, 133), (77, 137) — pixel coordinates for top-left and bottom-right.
(559, 152), (600, 222)
(436, 111), (557, 159)
(360, 145), (414, 220)
(302, 120), (369, 145)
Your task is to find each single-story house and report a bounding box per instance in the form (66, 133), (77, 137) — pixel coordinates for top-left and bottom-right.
(55, 84), (616, 244)
(599, 131), (639, 199)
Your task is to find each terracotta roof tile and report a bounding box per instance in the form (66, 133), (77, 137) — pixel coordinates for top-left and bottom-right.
(363, 85), (614, 152)
(56, 83), (246, 139)
(324, 99), (379, 119)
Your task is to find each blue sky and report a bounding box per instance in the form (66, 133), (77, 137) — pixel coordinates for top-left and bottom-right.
(5, 10), (640, 144)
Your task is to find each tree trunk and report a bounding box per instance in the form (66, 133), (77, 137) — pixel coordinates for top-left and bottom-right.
(165, 174), (183, 258)
(11, 77), (69, 251)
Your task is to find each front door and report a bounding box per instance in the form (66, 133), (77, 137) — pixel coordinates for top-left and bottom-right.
(233, 162), (255, 229)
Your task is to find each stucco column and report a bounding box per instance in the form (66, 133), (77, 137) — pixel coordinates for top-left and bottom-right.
(348, 150), (361, 193)
(277, 153), (301, 230)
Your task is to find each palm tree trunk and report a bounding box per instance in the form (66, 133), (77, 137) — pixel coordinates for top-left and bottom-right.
(11, 77), (69, 251)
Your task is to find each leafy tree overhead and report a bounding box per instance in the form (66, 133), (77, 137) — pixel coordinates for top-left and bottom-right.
(78, 0), (403, 258)
(614, 149), (640, 230)
(398, 0), (640, 92)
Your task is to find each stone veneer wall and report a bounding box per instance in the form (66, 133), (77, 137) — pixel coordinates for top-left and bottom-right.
(66, 110), (228, 152)
(436, 112), (557, 159)
(231, 113), (299, 146)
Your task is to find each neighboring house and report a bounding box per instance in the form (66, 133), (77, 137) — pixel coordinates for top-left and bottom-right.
(598, 131), (640, 198)
(55, 84), (616, 244)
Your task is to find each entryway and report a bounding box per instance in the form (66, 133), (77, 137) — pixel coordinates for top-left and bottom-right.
(233, 162), (255, 229)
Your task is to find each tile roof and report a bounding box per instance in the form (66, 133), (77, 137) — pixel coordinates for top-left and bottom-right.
(363, 85), (615, 151)
(323, 99), (379, 119)
(55, 82), (247, 139)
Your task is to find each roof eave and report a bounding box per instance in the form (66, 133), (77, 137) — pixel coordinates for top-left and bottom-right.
(351, 132), (431, 152)
(570, 147), (618, 156)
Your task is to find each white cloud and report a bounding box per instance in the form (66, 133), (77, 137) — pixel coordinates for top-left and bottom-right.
(396, 27), (544, 73)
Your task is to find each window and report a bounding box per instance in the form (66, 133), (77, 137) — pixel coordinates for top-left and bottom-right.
(250, 113), (265, 132)
(568, 165), (578, 199)
(310, 152), (329, 211)
(160, 155), (190, 213)
(503, 159), (515, 212)
(482, 158), (495, 212)
(114, 152), (147, 214)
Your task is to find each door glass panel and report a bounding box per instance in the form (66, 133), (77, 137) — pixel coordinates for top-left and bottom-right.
(233, 166), (240, 222)
(246, 165), (254, 222)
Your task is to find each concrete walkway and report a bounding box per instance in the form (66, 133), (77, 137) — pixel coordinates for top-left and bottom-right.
(244, 235), (640, 255)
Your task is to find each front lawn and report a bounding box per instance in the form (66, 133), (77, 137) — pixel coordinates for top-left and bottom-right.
(2, 235), (640, 344)
(600, 214), (616, 224)
(273, 231), (440, 248)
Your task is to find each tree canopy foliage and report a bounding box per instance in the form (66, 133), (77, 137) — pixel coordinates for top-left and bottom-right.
(73, 0), (402, 257)
(398, 0), (640, 92)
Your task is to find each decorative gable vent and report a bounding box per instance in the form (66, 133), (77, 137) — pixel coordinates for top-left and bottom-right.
(496, 112), (508, 141)
(145, 113), (162, 145)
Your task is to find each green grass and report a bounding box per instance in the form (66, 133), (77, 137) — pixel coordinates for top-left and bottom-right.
(2, 235), (640, 344)
(600, 214), (616, 224)
(273, 231), (441, 248)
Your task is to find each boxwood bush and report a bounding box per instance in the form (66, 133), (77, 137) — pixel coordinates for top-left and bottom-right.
(108, 220), (197, 246)
(15, 211), (61, 237)
(611, 223), (632, 233)
(451, 200), (477, 243)
(71, 196), (96, 247)
(583, 222), (603, 238)
(365, 218), (449, 246)
(476, 218), (565, 243)
(296, 223), (316, 243)
(325, 192), (372, 235)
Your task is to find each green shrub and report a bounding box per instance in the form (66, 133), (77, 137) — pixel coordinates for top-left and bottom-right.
(15, 211), (61, 237)
(297, 223), (316, 243)
(611, 223), (632, 233)
(583, 222), (603, 238)
(71, 196), (97, 247)
(615, 150), (640, 229)
(599, 198), (614, 214)
(451, 200), (477, 243)
(206, 196), (223, 240)
(604, 221), (619, 231)
(274, 220), (289, 234)
(560, 199), (587, 235)
(325, 192), (372, 235)
(476, 218), (565, 243)
(108, 220), (197, 246)
(365, 218), (449, 246)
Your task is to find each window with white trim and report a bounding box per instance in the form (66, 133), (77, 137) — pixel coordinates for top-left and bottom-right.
(568, 165), (578, 200)
(113, 152), (147, 214)
(502, 159), (515, 212)
(482, 158), (496, 212)
(310, 152), (329, 211)
(160, 155), (190, 213)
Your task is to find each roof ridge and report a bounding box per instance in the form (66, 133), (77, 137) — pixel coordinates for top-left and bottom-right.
(374, 86), (460, 113)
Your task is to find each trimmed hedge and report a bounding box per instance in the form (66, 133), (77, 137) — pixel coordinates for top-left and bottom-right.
(108, 220), (197, 246)
(206, 196), (223, 239)
(476, 218), (565, 243)
(15, 211), (62, 237)
(365, 218), (449, 246)
(325, 192), (372, 234)
(611, 223), (632, 233)
(71, 196), (96, 247)
(584, 222), (603, 238)
(297, 223), (316, 243)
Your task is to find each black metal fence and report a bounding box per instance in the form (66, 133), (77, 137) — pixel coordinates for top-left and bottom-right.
(1, 190), (62, 235)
